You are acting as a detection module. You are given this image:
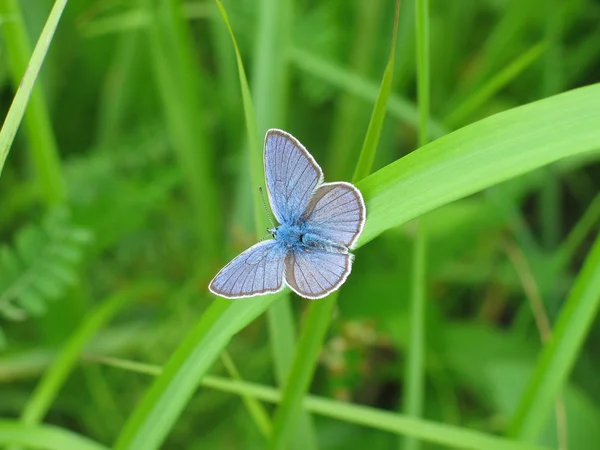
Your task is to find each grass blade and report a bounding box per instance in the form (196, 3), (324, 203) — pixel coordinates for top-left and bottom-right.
(220, 351), (272, 437)
(353, 0), (400, 182)
(0, 0), (67, 198)
(508, 230), (600, 441)
(87, 356), (554, 450)
(0, 421), (108, 450)
(214, 0), (264, 232)
(445, 43), (544, 128)
(268, 291), (339, 449)
(402, 2), (429, 449)
(327, 0), (386, 180)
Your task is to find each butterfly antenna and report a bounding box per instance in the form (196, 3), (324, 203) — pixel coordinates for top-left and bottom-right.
(259, 186), (275, 228)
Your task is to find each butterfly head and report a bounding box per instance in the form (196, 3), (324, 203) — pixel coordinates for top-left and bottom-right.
(267, 227), (278, 239)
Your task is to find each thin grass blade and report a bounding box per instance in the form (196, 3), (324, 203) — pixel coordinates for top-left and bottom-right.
(508, 231), (600, 441)
(353, 0), (401, 182)
(0, 0), (67, 196)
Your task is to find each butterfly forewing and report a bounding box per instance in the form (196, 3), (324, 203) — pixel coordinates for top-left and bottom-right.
(209, 241), (286, 298)
(264, 130), (323, 224)
(284, 250), (353, 299)
(301, 182), (366, 249)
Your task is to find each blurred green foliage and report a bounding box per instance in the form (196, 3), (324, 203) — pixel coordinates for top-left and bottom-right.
(0, 0), (599, 449)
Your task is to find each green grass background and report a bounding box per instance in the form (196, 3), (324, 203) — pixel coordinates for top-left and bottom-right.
(1, 0), (600, 449)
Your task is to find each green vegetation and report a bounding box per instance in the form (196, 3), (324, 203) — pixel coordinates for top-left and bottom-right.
(1, 1), (599, 449)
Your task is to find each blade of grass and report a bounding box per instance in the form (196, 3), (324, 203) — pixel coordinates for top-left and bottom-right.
(444, 43), (544, 128)
(90, 356), (554, 450)
(288, 46), (448, 139)
(214, 0), (262, 230)
(353, 0), (400, 182)
(268, 291), (339, 449)
(0, 0), (66, 203)
(539, 0), (563, 255)
(0, 421), (108, 450)
(507, 230), (600, 442)
(139, 0), (220, 263)
(20, 283), (161, 425)
(504, 239), (568, 448)
(553, 192), (600, 272)
(447, 0), (536, 109)
(221, 351), (272, 438)
(327, 0), (386, 180)
(403, 1), (429, 449)
(94, 27), (142, 146)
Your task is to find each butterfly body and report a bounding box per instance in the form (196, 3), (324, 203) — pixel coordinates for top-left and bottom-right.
(269, 224), (348, 255)
(209, 129), (366, 300)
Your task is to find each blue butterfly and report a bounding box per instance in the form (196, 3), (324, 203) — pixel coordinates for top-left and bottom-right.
(209, 129), (366, 300)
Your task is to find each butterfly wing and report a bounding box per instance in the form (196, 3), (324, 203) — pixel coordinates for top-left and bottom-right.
(209, 240), (286, 299)
(284, 250), (353, 299)
(301, 182), (366, 249)
(264, 129), (323, 224)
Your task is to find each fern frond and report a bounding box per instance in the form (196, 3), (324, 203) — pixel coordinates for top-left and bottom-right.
(0, 208), (92, 346)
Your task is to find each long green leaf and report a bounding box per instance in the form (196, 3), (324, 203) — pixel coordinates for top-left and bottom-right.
(357, 83), (600, 247)
(508, 230), (600, 441)
(0, 421), (108, 450)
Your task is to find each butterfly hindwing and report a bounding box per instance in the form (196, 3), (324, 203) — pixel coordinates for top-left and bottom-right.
(209, 240), (286, 299)
(284, 250), (353, 300)
(264, 129), (323, 224)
